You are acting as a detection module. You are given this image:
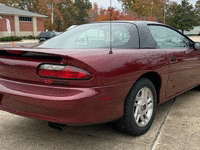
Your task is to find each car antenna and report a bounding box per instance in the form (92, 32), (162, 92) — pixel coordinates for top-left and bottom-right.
(109, 1), (113, 54)
(109, 20), (113, 54)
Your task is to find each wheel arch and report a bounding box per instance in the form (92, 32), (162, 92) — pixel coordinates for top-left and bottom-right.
(116, 71), (160, 135)
(39, 38), (46, 43)
(138, 72), (161, 104)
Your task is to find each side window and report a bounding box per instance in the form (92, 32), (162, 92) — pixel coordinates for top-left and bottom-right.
(148, 25), (191, 49)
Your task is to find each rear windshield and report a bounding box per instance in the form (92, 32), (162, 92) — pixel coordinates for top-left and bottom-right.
(38, 23), (138, 49)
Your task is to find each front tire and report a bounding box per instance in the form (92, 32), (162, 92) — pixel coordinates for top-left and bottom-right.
(115, 78), (157, 136)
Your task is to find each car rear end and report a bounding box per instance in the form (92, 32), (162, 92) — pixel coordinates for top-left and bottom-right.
(0, 22), (138, 125)
(0, 47), (126, 125)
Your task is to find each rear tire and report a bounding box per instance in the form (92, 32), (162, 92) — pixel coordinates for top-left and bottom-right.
(115, 78), (157, 136)
(39, 39), (46, 43)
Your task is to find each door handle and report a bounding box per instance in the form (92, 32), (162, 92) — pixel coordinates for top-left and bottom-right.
(170, 56), (176, 62)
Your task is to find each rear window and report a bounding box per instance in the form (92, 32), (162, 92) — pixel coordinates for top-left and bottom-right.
(39, 32), (51, 37)
(38, 23), (139, 49)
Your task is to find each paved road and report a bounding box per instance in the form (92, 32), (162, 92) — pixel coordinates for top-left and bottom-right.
(1, 88), (200, 150)
(153, 89), (200, 150)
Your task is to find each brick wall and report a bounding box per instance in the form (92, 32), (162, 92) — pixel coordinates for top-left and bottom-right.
(37, 18), (44, 31)
(0, 14), (45, 37)
(19, 21), (33, 31)
(0, 15), (15, 32)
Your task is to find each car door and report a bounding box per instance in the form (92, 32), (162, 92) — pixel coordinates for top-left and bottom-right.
(148, 25), (200, 99)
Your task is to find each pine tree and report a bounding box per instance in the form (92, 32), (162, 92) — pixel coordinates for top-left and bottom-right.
(166, 0), (199, 33)
(74, 0), (92, 25)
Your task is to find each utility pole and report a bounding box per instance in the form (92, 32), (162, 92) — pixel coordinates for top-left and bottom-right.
(164, 0), (166, 24)
(51, 2), (54, 29)
(151, 2), (153, 19)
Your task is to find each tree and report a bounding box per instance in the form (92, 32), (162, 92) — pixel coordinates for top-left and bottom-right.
(88, 3), (139, 22)
(0, 0), (78, 31)
(118, 0), (135, 12)
(195, 0), (200, 23)
(195, 0), (200, 14)
(88, 2), (99, 22)
(130, 0), (149, 19)
(166, 0), (199, 33)
(118, 0), (163, 22)
(49, 0), (77, 31)
(0, 0), (21, 8)
(99, 7), (123, 21)
(74, 0), (92, 25)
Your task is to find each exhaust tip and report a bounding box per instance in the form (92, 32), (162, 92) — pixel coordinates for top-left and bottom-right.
(48, 122), (66, 131)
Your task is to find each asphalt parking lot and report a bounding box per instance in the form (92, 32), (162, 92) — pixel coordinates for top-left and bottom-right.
(1, 37), (200, 150)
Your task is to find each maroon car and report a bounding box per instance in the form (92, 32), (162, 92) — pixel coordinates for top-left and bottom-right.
(0, 21), (200, 136)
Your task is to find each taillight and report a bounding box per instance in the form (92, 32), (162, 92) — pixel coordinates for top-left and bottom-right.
(37, 64), (92, 80)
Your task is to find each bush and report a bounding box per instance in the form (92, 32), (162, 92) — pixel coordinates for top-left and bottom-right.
(0, 35), (38, 42)
(0, 36), (22, 42)
(21, 35), (38, 40)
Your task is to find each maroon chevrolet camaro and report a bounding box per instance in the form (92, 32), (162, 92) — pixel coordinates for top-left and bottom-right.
(1, 21), (200, 135)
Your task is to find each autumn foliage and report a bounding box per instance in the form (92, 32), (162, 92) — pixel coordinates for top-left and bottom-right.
(87, 2), (160, 22)
(88, 2), (141, 22)
(0, 0), (165, 31)
(119, 0), (164, 22)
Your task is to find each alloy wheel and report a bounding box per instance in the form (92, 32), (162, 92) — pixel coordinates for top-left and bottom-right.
(134, 87), (154, 127)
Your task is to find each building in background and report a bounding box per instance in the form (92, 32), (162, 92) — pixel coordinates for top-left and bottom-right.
(0, 3), (47, 37)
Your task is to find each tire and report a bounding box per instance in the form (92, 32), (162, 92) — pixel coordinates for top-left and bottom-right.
(115, 78), (157, 136)
(39, 39), (46, 43)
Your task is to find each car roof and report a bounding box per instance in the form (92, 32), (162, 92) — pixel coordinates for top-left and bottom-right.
(95, 20), (164, 26)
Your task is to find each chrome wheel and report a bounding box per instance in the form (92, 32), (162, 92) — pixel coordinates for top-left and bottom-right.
(134, 87), (154, 127)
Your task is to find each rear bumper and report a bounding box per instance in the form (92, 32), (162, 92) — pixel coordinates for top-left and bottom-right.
(0, 78), (133, 125)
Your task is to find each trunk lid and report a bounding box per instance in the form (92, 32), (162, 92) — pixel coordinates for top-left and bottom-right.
(0, 47), (105, 87)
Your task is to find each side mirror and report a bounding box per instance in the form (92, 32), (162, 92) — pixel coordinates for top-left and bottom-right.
(194, 42), (200, 50)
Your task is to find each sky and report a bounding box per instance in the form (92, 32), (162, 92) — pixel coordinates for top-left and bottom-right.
(89, 0), (198, 10)
(175, 0), (197, 6)
(89, 0), (122, 10)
